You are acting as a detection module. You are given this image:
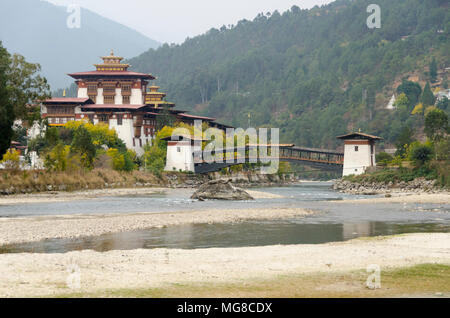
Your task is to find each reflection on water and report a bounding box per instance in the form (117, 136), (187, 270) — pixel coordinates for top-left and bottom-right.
(1, 221), (448, 254)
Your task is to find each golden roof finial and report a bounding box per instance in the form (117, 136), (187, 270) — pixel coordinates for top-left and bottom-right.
(110, 49), (114, 56)
(63, 89), (66, 97)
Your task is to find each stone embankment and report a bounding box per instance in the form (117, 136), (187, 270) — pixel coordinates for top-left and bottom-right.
(0, 170), (297, 196)
(333, 177), (445, 195)
(166, 171), (297, 189)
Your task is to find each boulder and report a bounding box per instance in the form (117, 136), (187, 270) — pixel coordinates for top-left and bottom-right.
(191, 179), (254, 201)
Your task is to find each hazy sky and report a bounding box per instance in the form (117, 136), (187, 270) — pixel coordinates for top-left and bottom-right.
(45, 0), (333, 43)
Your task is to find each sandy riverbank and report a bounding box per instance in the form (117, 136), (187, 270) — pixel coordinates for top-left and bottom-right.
(0, 233), (448, 297)
(0, 187), (283, 206)
(0, 188), (168, 206)
(339, 193), (450, 205)
(0, 207), (312, 246)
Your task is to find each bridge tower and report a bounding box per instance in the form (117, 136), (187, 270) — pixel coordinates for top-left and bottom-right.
(162, 134), (200, 173)
(337, 132), (382, 177)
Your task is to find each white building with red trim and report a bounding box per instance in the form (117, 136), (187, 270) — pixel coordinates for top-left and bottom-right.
(41, 51), (230, 155)
(337, 132), (382, 176)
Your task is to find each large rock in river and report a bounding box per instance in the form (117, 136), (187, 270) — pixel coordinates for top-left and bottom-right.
(191, 179), (254, 201)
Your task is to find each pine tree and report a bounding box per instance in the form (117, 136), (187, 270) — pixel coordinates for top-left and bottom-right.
(429, 58), (438, 83)
(420, 82), (436, 107)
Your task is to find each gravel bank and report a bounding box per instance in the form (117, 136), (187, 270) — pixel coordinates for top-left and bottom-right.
(339, 193), (450, 204)
(0, 233), (448, 297)
(0, 207), (313, 246)
(0, 188), (168, 206)
(0, 187), (284, 206)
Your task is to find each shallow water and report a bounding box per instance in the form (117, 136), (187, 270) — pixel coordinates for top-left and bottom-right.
(0, 182), (367, 218)
(1, 220), (448, 254)
(1, 182), (449, 254)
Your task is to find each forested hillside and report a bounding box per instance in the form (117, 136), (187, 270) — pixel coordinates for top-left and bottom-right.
(128, 0), (449, 149)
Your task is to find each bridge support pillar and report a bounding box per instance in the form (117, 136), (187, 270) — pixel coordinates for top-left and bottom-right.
(337, 132), (382, 177)
(164, 138), (196, 173)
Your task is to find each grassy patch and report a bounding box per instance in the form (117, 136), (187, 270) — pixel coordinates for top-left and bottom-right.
(51, 264), (450, 298)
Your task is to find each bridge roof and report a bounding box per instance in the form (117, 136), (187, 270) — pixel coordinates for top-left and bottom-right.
(336, 132), (382, 141)
(248, 144), (295, 148)
(291, 146), (344, 155)
(161, 134), (206, 142)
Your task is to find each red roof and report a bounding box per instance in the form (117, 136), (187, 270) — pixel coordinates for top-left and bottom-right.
(68, 71), (155, 79)
(44, 97), (91, 104)
(178, 113), (216, 121)
(81, 104), (147, 110)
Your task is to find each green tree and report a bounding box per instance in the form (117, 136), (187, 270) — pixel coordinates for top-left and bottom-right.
(44, 143), (69, 172)
(144, 142), (166, 177)
(7, 53), (50, 123)
(393, 93), (409, 108)
(396, 81), (422, 108)
(156, 105), (176, 131)
(70, 127), (96, 169)
(420, 82), (436, 107)
(436, 96), (448, 110)
(424, 109), (449, 141)
(408, 142), (433, 167)
(395, 126), (415, 157)
(0, 42), (14, 158)
(45, 127), (60, 148)
(429, 58), (438, 83)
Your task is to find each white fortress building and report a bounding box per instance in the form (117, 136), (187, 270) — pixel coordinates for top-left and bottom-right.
(41, 51), (228, 156)
(337, 132), (382, 177)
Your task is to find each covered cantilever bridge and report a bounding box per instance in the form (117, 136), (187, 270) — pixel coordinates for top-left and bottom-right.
(193, 145), (344, 173)
(163, 136), (344, 174)
(164, 131), (380, 176)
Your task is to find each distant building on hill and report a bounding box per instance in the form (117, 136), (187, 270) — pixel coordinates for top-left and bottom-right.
(386, 94), (396, 110)
(435, 89), (450, 101)
(40, 51), (230, 155)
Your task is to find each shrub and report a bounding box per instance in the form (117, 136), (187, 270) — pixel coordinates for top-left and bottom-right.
(1, 149), (20, 170)
(376, 152), (393, 166)
(407, 142), (434, 167)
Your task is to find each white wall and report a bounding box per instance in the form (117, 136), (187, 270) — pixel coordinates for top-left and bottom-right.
(114, 88), (123, 105)
(109, 116), (134, 149)
(342, 143), (375, 177)
(165, 142), (195, 172)
(78, 87), (88, 98)
(97, 88), (104, 104)
(130, 88), (143, 105)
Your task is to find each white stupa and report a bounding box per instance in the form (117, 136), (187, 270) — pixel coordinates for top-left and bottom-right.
(386, 94), (396, 110)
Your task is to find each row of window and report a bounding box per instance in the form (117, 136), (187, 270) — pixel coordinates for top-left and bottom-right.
(48, 117), (75, 124)
(87, 84), (132, 92)
(144, 119), (156, 126)
(47, 106), (75, 114)
(87, 95), (131, 104)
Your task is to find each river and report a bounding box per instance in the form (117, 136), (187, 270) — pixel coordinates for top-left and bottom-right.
(0, 182), (449, 253)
